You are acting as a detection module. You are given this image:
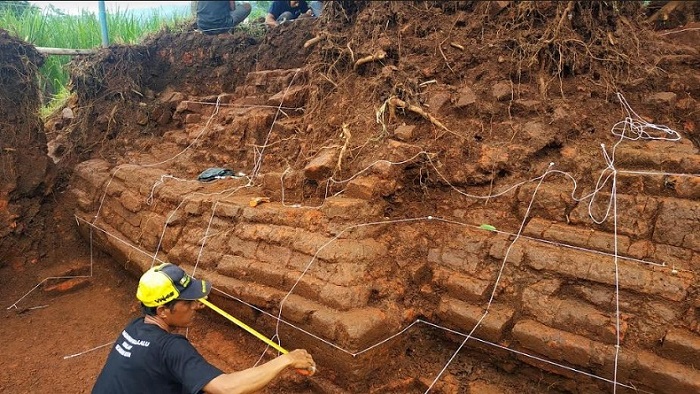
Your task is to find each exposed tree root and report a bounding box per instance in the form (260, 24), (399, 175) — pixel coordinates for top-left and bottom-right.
(354, 50), (386, 70)
(304, 33), (326, 48)
(386, 96), (458, 138)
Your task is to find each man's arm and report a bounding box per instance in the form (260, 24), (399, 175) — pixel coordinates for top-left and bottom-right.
(203, 349), (315, 394)
(265, 12), (278, 27)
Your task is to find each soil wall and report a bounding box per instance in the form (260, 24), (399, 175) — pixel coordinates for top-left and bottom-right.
(0, 29), (54, 266)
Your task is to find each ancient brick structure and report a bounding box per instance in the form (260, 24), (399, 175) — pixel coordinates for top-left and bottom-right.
(70, 66), (700, 392)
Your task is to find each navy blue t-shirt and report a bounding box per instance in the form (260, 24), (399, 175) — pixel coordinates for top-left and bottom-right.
(268, 1), (309, 20)
(92, 318), (223, 394)
(196, 1), (233, 35)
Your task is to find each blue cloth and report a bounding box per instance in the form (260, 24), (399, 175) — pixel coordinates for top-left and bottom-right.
(309, 1), (323, 17)
(92, 318), (223, 394)
(268, 0), (309, 20)
(197, 167), (235, 182)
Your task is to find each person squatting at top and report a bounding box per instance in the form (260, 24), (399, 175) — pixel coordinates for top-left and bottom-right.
(265, 1), (323, 28)
(196, 1), (252, 35)
(91, 263), (316, 394)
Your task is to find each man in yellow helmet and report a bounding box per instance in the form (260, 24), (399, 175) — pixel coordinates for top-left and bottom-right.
(92, 263), (315, 393)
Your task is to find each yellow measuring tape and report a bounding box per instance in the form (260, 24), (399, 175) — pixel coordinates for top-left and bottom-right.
(199, 298), (288, 354)
(199, 298), (315, 375)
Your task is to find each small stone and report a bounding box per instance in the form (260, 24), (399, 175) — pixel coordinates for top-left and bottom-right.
(61, 107), (74, 119)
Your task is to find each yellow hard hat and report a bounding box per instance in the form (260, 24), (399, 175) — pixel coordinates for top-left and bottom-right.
(136, 263), (211, 307)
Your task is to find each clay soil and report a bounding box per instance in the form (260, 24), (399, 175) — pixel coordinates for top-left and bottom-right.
(1, 1), (699, 393)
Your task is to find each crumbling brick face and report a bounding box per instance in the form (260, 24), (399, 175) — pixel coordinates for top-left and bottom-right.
(71, 149), (700, 392)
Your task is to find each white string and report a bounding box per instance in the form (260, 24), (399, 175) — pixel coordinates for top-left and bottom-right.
(63, 342), (114, 359)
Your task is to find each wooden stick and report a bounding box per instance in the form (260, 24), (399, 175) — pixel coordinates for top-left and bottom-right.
(35, 47), (97, 55)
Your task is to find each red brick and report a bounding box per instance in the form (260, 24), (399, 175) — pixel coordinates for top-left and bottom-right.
(487, 233), (525, 265)
(624, 347), (700, 393)
(239, 200), (324, 230)
(288, 228), (333, 256)
(255, 242), (292, 266)
(569, 193), (658, 238)
(512, 319), (608, 368)
(72, 159), (111, 189)
(517, 184), (572, 222)
(314, 238), (387, 265)
(215, 200), (243, 218)
(319, 283), (371, 311)
(175, 100), (206, 113)
(652, 242), (695, 271)
(345, 176), (397, 200)
(278, 267), (369, 310)
(513, 320), (700, 393)
(244, 260), (288, 289)
(524, 241), (692, 301)
(320, 196), (383, 221)
(166, 244), (200, 267)
(616, 172), (664, 195)
(226, 236), (258, 259)
(119, 190), (143, 213)
(140, 212), (166, 249)
(184, 196), (207, 215)
(434, 269), (490, 301)
(268, 85), (308, 108)
(154, 180), (202, 204)
(104, 200), (141, 228)
(522, 281), (624, 344)
(654, 197), (700, 250)
(43, 277), (91, 295)
(160, 225), (182, 252)
(436, 297), (514, 342)
(277, 293), (321, 324)
(670, 175), (700, 198)
(214, 274), (279, 309)
(332, 307), (395, 350)
(661, 329), (700, 369)
(439, 248), (481, 272)
(304, 148), (337, 181)
(287, 251), (315, 271)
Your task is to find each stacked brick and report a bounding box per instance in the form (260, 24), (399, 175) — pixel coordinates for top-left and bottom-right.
(72, 153), (700, 393)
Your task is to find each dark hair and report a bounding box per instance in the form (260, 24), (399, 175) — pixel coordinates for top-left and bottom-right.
(141, 299), (179, 316)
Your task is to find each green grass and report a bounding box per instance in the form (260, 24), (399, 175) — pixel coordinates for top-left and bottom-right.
(1, 4), (192, 117)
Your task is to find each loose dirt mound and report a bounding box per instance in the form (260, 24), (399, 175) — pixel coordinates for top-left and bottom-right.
(50, 1), (699, 201)
(3, 1), (700, 393)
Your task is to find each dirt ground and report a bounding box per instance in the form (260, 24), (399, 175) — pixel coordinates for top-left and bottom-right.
(1, 1), (699, 393)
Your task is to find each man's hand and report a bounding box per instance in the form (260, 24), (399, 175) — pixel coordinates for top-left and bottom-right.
(265, 12), (278, 28)
(285, 349), (316, 375)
